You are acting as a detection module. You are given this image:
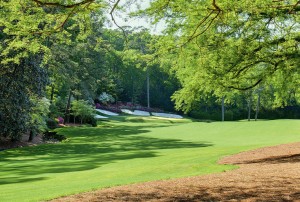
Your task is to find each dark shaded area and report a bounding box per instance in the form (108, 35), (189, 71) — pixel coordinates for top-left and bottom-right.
(0, 124), (212, 185)
(43, 131), (67, 141)
(259, 106), (300, 120)
(163, 185), (298, 202)
(236, 154), (300, 165)
(0, 177), (49, 185)
(189, 103), (300, 121)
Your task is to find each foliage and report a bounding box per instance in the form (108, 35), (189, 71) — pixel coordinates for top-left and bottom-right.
(85, 115), (98, 127)
(98, 92), (115, 104)
(140, 0), (300, 112)
(0, 56), (48, 141)
(43, 131), (67, 141)
(0, 0), (104, 64)
(57, 117), (64, 124)
(28, 96), (51, 139)
(46, 118), (58, 130)
(1, 0), (299, 143)
(139, 62), (180, 111)
(1, 1), (109, 135)
(106, 29), (181, 110)
(71, 100), (95, 124)
(48, 103), (64, 119)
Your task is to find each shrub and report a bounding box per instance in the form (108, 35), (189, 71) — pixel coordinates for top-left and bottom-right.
(57, 117), (64, 124)
(85, 115), (97, 127)
(189, 110), (221, 121)
(43, 131), (67, 141)
(71, 100), (94, 124)
(46, 118), (58, 129)
(99, 92), (115, 105)
(95, 103), (101, 109)
(28, 97), (51, 141)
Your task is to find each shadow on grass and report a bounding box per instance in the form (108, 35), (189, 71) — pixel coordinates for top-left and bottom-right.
(107, 115), (183, 124)
(0, 124), (212, 185)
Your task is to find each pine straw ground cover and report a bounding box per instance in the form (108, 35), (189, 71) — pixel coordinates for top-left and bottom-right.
(52, 142), (300, 202)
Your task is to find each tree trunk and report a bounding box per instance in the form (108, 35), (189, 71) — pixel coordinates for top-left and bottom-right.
(64, 89), (72, 124)
(221, 96), (225, 122)
(28, 130), (34, 142)
(50, 84), (54, 104)
(147, 68), (150, 109)
(131, 75), (134, 106)
(255, 91), (261, 121)
(248, 96), (252, 121)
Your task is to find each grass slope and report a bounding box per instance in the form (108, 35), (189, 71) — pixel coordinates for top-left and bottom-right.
(0, 118), (299, 201)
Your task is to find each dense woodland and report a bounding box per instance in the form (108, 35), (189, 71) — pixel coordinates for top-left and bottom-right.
(0, 0), (299, 141)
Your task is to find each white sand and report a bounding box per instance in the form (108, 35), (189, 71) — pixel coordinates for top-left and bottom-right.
(95, 109), (119, 116)
(132, 110), (150, 116)
(121, 109), (134, 114)
(94, 114), (108, 119)
(151, 112), (183, 119)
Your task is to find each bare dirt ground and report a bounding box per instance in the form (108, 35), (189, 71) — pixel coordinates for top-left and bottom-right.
(52, 142), (300, 202)
(0, 124), (69, 151)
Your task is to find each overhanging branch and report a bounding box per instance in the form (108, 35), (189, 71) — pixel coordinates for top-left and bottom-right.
(226, 78), (263, 91)
(181, 0), (222, 47)
(32, 0), (95, 8)
(109, 0), (128, 40)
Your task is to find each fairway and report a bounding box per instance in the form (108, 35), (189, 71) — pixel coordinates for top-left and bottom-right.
(0, 118), (299, 202)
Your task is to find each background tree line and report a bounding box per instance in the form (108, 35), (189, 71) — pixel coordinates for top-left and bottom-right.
(0, 0), (299, 142)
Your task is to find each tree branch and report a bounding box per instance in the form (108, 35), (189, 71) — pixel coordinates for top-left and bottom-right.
(182, 10), (221, 47)
(212, 0), (222, 11)
(109, 0), (128, 41)
(56, 6), (78, 31)
(289, 0), (300, 13)
(227, 78), (263, 91)
(29, 0), (93, 35)
(181, 0), (222, 47)
(31, 0), (95, 8)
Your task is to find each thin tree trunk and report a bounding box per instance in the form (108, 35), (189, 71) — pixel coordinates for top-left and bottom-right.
(248, 96), (252, 121)
(64, 89), (72, 124)
(221, 96), (225, 122)
(131, 75), (134, 106)
(255, 91), (261, 121)
(147, 68), (150, 109)
(28, 130), (34, 142)
(50, 84), (54, 104)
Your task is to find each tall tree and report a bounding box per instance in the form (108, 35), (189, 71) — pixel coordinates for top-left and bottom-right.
(0, 55), (48, 141)
(0, 0), (105, 139)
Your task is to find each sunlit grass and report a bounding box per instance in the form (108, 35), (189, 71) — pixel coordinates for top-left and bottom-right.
(0, 118), (299, 201)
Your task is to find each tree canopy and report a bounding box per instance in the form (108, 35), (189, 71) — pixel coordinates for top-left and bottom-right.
(140, 0), (300, 111)
(0, 0), (299, 140)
